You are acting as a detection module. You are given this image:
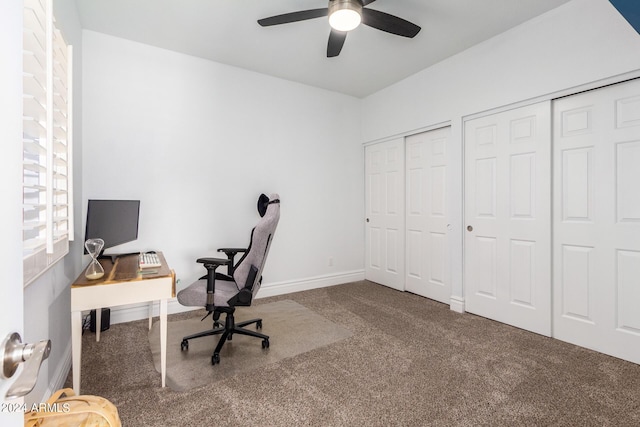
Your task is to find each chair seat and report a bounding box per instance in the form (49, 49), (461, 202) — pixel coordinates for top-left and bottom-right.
(177, 278), (239, 308)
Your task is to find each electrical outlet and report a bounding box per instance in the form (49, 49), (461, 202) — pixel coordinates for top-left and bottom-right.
(328, 257), (333, 267)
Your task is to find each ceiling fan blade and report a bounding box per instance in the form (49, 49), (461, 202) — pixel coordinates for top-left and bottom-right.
(362, 0), (377, 5)
(361, 8), (421, 38)
(258, 8), (328, 26)
(327, 29), (347, 57)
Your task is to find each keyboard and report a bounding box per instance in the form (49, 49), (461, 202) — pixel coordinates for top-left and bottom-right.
(139, 252), (161, 269)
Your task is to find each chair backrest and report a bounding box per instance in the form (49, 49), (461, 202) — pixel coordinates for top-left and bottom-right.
(232, 193), (280, 302)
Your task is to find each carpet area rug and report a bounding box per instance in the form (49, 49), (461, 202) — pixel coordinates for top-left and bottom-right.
(149, 299), (352, 391)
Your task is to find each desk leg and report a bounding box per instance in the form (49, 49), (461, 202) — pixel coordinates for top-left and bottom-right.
(96, 308), (101, 342)
(71, 310), (82, 395)
(160, 299), (167, 388)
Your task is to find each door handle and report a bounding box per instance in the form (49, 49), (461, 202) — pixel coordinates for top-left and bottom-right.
(467, 225), (473, 232)
(1, 332), (51, 399)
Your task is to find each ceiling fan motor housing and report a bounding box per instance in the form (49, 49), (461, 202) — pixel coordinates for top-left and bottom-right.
(329, 0), (363, 15)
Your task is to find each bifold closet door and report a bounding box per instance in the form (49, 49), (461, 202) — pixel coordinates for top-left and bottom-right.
(365, 139), (405, 291)
(405, 127), (451, 303)
(553, 78), (640, 364)
(464, 102), (551, 336)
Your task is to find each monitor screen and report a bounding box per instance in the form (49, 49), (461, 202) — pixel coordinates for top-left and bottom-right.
(84, 199), (140, 253)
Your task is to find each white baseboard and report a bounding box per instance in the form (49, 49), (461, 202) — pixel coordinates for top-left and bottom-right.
(107, 300), (198, 326)
(257, 270), (365, 298)
(450, 296), (465, 313)
(46, 340), (72, 396)
(108, 270), (365, 325)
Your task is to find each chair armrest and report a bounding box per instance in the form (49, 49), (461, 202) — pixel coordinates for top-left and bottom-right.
(217, 248), (247, 275)
(196, 257), (230, 311)
(196, 257), (230, 267)
(217, 248), (246, 257)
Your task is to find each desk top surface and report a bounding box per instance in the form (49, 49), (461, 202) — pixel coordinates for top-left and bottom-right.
(72, 251), (172, 288)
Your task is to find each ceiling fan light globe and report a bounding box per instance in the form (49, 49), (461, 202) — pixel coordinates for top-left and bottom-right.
(328, 0), (362, 32)
(329, 9), (361, 31)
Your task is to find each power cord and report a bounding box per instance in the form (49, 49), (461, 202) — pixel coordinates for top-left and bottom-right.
(81, 313), (91, 335)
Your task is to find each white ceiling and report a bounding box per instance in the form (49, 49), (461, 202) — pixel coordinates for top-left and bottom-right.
(74, 0), (572, 98)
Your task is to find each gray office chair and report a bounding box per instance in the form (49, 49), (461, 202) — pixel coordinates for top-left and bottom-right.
(177, 193), (280, 365)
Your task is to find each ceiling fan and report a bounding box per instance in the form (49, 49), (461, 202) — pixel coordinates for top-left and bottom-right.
(257, 0), (421, 58)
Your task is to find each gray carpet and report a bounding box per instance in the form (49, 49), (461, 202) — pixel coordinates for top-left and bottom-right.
(65, 281), (640, 426)
(148, 299), (352, 391)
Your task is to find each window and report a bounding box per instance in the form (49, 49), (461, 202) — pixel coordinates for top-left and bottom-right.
(23, 0), (73, 286)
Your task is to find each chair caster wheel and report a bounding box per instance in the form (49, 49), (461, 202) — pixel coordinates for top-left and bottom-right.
(262, 339), (270, 349)
(212, 354), (220, 365)
(228, 333), (233, 341)
(256, 320), (262, 329)
(181, 340), (188, 351)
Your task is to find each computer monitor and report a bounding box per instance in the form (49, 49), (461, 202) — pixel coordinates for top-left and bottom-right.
(84, 199), (140, 255)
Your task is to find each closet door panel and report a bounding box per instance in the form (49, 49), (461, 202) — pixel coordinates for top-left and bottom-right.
(365, 139), (405, 291)
(405, 127), (451, 303)
(465, 102), (551, 336)
(554, 78), (640, 364)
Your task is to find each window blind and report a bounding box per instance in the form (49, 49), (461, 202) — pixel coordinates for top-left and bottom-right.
(23, 0), (73, 286)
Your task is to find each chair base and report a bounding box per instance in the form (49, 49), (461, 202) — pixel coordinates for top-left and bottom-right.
(180, 308), (270, 365)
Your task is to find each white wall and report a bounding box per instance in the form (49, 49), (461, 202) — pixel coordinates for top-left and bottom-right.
(82, 31), (364, 308)
(362, 0), (640, 308)
(363, 0), (640, 142)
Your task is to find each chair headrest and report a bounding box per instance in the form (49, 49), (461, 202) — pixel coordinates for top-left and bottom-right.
(257, 193), (280, 217)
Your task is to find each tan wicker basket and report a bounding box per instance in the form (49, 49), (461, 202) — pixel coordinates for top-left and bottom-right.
(24, 388), (121, 427)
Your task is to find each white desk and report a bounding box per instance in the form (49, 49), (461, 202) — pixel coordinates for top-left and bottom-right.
(71, 252), (174, 394)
